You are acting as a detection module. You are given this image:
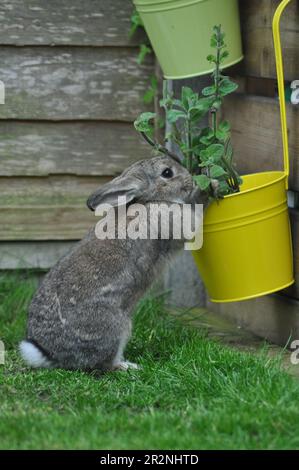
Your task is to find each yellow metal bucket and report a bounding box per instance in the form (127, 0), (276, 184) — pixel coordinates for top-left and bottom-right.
(193, 0), (295, 302)
(193, 172), (294, 302)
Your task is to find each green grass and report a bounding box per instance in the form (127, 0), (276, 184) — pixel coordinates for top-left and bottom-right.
(1, 273), (299, 450)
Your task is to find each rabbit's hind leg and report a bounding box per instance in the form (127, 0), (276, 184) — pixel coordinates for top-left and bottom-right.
(114, 361), (139, 371)
(112, 320), (139, 371)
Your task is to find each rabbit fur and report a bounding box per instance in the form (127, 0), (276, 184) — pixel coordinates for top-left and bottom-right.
(20, 156), (209, 372)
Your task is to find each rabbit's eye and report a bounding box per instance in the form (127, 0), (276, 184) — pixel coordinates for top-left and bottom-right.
(161, 168), (174, 179)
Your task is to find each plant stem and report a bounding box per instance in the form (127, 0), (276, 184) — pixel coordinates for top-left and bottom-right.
(211, 110), (217, 138)
(212, 27), (221, 139)
(186, 119), (193, 174)
(212, 26), (241, 193)
(140, 132), (181, 164)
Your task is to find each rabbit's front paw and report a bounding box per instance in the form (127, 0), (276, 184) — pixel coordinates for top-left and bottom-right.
(114, 361), (140, 371)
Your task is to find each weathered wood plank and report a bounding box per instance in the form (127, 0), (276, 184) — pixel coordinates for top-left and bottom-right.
(0, 241), (76, 270)
(0, 206), (94, 240)
(208, 294), (299, 348)
(0, 0), (145, 46)
(0, 175), (111, 206)
(231, 75), (278, 98)
(0, 47), (154, 121)
(0, 176), (110, 240)
(240, 0), (299, 81)
(222, 94), (299, 192)
(0, 121), (150, 176)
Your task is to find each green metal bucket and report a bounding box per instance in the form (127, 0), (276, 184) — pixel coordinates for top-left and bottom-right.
(133, 0), (243, 79)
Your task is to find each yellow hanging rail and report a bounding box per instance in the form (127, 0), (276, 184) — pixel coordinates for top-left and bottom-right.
(273, 0), (292, 190)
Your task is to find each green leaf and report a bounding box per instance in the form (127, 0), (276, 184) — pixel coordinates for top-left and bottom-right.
(189, 109), (205, 123)
(193, 174), (211, 191)
(190, 101), (209, 113)
(134, 112), (156, 133)
(213, 25), (225, 42)
(207, 54), (216, 63)
(166, 109), (186, 123)
(216, 121), (230, 142)
(160, 96), (173, 110)
(200, 137), (213, 146)
(129, 10), (144, 37)
(225, 140), (233, 162)
(193, 146), (204, 158)
(220, 50), (229, 62)
(210, 165), (227, 178)
(212, 98), (223, 110)
(181, 86), (195, 110)
(199, 159), (219, 169)
(199, 150), (210, 162)
(210, 36), (218, 48)
(137, 44), (152, 65)
(202, 85), (216, 97)
(219, 120), (231, 132)
(210, 25), (225, 50)
(143, 75), (158, 104)
(143, 89), (155, 104)
(219, 79), (238, 96)
(216, 121), (231, 142)
(216, 129), (229, 142)
(199, 128), (214, 145)
(198, 160), (210, 168)
(191, 97), (214, 114)
(200, 143), (225, 161)
(188, 100), (210, 122)
(217, 180), (231, 197)
(150, 75), (158, 88)
(172, 99), (185, 108)
(136, 112), (156, 121)
(199, 96), (215, 108)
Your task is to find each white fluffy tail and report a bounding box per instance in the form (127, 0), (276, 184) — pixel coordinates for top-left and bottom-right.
(19, 340), (52, 368)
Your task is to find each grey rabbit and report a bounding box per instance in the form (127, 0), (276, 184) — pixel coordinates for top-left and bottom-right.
(19, 155), (210, 372)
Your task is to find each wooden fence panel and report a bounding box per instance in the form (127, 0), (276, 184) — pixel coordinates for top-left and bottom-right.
(0, 47), (153, 121)
(0, 1), (155, 255)
(240, 0), (299, 81)
(222, 94), (299, 192)
(0, 121), (150, 176)
(0, 176), (110, 240)
(0, 0), (144, 46)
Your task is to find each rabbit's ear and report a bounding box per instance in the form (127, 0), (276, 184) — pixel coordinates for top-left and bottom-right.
(87, 175), (146, 211)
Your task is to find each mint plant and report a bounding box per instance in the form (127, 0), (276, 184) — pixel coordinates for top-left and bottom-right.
(134, 25), (242, 198)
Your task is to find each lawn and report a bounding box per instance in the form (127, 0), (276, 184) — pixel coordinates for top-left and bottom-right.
(1, 273), (299, 450)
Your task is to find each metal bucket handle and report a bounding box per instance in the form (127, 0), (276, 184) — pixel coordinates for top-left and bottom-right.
(273, 0), (292, 190)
